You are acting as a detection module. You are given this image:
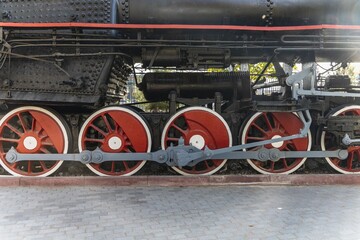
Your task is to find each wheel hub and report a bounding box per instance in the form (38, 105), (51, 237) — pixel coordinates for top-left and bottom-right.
(189, 134), (206, 149)
(23, 136), (38, 151)
(270, 135), (284, 148)
(103, 134), (125, 152)
(108, 136), (123, 150)
(18, 132), (42, 153)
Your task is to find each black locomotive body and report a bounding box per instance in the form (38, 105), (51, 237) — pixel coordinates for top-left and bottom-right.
(0, 0), (360, 177)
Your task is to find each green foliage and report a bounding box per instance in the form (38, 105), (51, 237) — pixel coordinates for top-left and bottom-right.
(132, 87), (169, 112)
(250, 63), (275, 81)
(336, 63), (356, 82)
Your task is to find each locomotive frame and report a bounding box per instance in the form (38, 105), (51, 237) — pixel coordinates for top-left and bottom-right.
(1, 0), (360, 177)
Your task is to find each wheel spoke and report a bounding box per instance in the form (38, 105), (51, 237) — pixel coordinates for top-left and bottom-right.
(31, 118), (36, 131)
(101, 114), (113, 133)
(204, 160), (210, 168)
(4, 123), (22, 136)
(347, 152), (354, 170)
(170, 123), (188, 136)
(270, 161), (275, 171)
(332, 158), (341, 165)
(111, 161), (115, 173)
(282, 158), (289, 169)
(84, 138), (105, 144)
(247, 136), (267, 141)
(17, 113), (28, 132)
(39, 134), (48, 140)
(89, 124), (108, 137)
(356, 150), (360, 168)
(283, 146), (292, 151)
(39, 161), (48, 170)
(41, 140), (55, 147)
(274, 117), (281, 130)
(27, 161), (32, 174)
(262, 113), (273, 131)
(166, 137), (180, 142)
(40, 147), (51, 154)
(0, 137), (20, 143)
(182, 115), (193, 131)
(123, 161), (129, 170)
(251, 123), (267, 136)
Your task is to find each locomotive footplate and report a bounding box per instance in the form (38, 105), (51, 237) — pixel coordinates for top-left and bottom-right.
(253, 99), (310, 113)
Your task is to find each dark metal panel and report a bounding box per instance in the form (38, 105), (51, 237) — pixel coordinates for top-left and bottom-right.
(123, 0), (360, 26)
(1, 0), (114, 23)
(141, 72), (251, 101)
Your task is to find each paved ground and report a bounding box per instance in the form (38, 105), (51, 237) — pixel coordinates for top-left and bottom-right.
(0, 185), (360, 240)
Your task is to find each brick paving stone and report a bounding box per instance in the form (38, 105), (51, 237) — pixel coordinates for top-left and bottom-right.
(1, 185), (360, 239)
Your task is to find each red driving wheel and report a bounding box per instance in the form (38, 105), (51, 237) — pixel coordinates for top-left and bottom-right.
(0, 106), (69, 177)
(78, 106), (151, 176)
(161, 107), (232, 175)
(240, 112), (311, 174)
(321, 105), (360, 174)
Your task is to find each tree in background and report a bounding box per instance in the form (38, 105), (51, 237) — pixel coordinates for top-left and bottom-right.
(336, 63), (356, 83)
(132, 89), (170, 112)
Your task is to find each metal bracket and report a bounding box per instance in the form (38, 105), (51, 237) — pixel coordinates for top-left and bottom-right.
(286, 65), (313, 87)
(0, 27), (3, 43)
(342, 134), (360, 145)
(286, 64), (315, 99)
(287, 63), (360, 99)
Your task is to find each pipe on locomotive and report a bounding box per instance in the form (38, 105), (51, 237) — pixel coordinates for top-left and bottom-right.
(117, 0), (360, 26)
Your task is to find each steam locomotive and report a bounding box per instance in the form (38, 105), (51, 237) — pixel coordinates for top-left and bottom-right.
(0, 0), (360, 177)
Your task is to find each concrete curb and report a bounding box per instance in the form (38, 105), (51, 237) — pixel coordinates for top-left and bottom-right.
(1, 174), (360, 187)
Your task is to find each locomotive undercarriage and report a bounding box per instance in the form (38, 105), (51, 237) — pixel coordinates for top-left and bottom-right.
(1, 25), (360, 176)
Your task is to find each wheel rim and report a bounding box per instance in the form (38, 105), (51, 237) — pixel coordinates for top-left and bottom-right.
(321, 105), (360, 174)
(0, 107), (68, 177)
(78, 107), (151, 176)
(241, 112), (311, 174)
(161, 107), (232, 175)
